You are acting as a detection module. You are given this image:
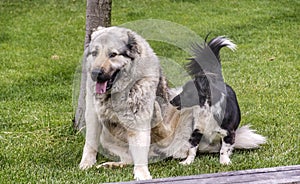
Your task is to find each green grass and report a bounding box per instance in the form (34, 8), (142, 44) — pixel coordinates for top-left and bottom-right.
(0, 0), (299, 183)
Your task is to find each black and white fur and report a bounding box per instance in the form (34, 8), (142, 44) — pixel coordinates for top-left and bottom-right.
(170, 36), (266, 165)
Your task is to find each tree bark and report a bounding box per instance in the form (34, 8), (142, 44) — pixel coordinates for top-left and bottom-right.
(84, 0), (112, 49)
(74, 0), (112, 130)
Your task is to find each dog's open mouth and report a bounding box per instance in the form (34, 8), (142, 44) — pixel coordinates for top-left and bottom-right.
(95, 70), (120, 95)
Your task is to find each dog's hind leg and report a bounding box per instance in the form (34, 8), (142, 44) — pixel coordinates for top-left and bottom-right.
(219, 131), (235, 165)
(96, 162), (127, 169)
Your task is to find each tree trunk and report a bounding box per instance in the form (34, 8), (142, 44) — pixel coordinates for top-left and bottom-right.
(74, 0), (112, 130)
(84, 0), (112, 49)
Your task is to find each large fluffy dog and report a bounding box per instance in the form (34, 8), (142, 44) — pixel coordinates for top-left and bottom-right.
(79, 26), (266, 181)
(79, 26), (163, 180)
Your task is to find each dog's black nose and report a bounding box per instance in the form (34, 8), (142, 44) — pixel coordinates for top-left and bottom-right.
(170, 95), (182, 110)
(91, 69), (104, 82)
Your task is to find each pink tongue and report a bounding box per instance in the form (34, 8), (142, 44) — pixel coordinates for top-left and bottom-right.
(96, 81), (107, 94)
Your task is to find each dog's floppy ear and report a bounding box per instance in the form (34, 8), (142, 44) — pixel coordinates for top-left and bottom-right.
(126, 31), (141, 55)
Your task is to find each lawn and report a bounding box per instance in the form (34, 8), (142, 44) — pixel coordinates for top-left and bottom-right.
(0, 0), (299, 183)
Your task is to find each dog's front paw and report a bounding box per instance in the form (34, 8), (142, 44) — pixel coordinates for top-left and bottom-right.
(79, 143), (98, 170)
(134, 166), (152, 181)
(79, 153), (97, 170)
(179, 157), (194, 165)
(79, 158), (96, 170)
(220, 155), (231, 165)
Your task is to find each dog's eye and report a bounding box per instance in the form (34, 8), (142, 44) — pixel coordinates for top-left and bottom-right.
(91, 50), (98, 57)
(109, 52), (118, 58)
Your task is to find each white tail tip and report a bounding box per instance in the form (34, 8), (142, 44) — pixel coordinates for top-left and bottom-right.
(235, 125), (267, 149)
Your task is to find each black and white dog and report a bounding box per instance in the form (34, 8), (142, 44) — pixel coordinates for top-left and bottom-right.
(170, 36), (266, 165)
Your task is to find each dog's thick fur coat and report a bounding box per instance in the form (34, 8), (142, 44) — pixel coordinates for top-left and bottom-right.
(79, 26), (162, 180)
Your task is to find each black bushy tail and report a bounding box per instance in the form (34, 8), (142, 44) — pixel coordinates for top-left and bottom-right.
(207, 36), (236, 62)
(186, 36), (236, 77)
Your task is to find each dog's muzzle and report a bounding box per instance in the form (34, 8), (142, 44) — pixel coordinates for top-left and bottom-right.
(91, 68), (120, 95)
(91, 69), (110, 83)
